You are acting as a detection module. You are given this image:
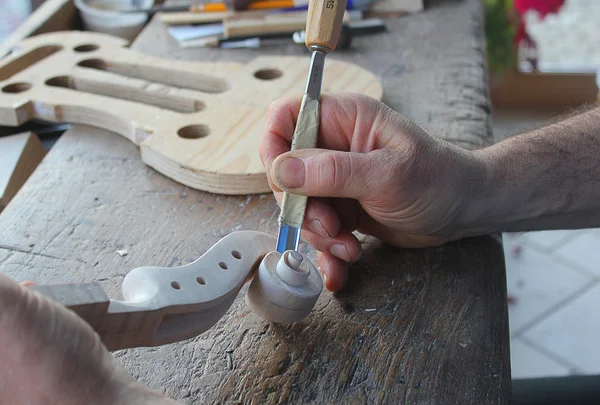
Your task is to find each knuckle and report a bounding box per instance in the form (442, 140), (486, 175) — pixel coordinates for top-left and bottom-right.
(266, 97), (286, 113)
(265, 101), (279, 118)
(317, 153), (348, 194)
(303, 232), (329, 253)
(267, 95), (299, 116)
(258, 144), (276, 170)
(258, 140), (268, 160)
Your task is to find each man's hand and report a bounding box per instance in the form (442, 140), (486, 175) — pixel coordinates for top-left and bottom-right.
(0, 273), (180, 405)
(260, 93), (484, 291)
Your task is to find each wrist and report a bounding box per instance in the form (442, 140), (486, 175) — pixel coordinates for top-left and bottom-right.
(424, 140), (499, 242)
(440, 104), (600, 239)
(451, 143), (509, 239)
(459, 131), (582, 236)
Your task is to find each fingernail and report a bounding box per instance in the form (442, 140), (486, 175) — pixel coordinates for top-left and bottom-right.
(309, 219), (330, 237)
(275, 158), (305, 189)
(330, 244), (351, 262)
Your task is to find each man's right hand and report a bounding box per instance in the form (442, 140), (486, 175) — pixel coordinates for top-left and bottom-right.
(260, 93), (487, 291)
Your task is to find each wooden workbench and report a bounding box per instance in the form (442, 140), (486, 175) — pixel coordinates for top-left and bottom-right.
(0, 0), (511, 403)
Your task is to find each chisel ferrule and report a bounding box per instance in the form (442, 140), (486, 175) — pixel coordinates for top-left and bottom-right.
(308, 44), (331, 54)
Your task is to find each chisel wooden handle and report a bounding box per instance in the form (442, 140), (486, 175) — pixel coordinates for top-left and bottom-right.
(305, 0), (348, 52)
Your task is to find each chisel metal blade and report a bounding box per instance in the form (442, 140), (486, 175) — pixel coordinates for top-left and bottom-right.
(275, 50), (325, 253)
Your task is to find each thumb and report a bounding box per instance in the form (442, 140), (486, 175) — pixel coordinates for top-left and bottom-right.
(270, 148), (381, 199)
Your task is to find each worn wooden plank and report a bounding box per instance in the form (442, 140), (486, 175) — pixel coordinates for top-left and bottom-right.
(0, 0), (510, 403)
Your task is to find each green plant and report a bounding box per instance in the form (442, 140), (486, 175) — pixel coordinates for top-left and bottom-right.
(484, 0), (517, 76)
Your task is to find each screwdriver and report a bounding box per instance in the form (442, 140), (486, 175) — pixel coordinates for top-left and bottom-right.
(276, 0), (348, 253)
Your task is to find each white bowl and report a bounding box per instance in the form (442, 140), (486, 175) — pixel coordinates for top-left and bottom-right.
(75, 0), (155, 41)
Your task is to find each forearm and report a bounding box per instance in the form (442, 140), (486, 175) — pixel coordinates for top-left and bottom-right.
(466, 106), (600, 235)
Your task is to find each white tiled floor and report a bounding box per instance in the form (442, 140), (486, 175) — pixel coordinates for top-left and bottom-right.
(504, 229), (600, 379)
(521, 229), (585, 251)
(502, 234), (592, 337)
(552, 233), (600, 276)
(510, 338), (571, 379)
(523, 282), (600, 374)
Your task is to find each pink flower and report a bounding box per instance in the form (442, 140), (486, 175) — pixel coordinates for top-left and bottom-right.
(514, 0), (565, 17)
(513, 0), (565, 46)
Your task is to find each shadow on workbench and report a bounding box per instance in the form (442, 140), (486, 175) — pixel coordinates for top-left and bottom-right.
(0, 121), (69, 151)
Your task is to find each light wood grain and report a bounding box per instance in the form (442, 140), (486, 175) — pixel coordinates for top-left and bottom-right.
(0, 31), (382, 195)
(159, 10), (266, 26)
(156, 0), (425, 27)
(0, 132), (46, 212)
(0, 0), (510, 403)
(223, 10), (351, 39)
(491, 68), (598, 108)
(305, 0), (348, 51)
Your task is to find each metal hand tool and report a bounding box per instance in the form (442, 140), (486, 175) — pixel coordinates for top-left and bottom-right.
(276, 0), (348, 253)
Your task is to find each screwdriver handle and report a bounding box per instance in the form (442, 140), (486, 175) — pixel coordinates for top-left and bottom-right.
(305, 0), (348, 52)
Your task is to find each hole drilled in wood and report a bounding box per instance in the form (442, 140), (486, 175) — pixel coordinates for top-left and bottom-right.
(193, 101), (206, 112)
(196, 277), (206, 285)
(2, 82), (32, 93)
(171, 281), (181, 290)
(219, 262), (228, 270)
(0, 45), (62, 81)
(178, 125), (210, 139)
(254, 69), (283, 80)
(45, 76), (73, 88)
(232, 251), (242, 259)
(74, 44), (99, 52)
(78, 58), (107, 70)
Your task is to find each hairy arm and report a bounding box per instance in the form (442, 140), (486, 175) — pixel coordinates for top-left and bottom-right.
(465, 105), (600, 235)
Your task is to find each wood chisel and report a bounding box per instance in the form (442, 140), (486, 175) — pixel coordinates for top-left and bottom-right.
(275, 0), (348, 253)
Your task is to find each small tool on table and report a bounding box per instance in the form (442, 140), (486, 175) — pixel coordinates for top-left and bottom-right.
(122, 0), (254, 13)
(275, 0), (348, 253)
